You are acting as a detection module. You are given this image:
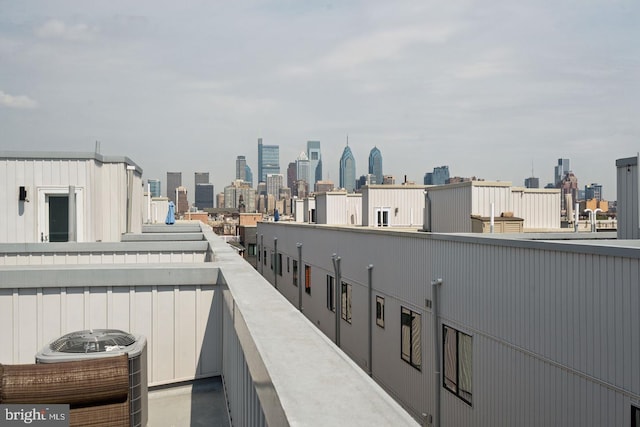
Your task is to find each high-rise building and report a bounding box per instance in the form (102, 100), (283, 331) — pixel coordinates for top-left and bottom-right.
(166, 172), (182, 204)
(287, 162), (297, 193)
(148, 179), (161, 197)
(307, 141), (322, 191)
(245, 165), (253, 187)
(554, 158), (570, 187)
(266, 174), (284, 198)
(258, 138), (280, 182)
(195, 172), (209, 186)
(195, 183), (214, 210)
(524, 177), (540, 189)
(296, 152), (310, 188)
(368, 147), (383, 185)
(176, 186), (188, 215)
(236, 156), (247, 182)
(224, 180), (256, 212)
(339, 145), (356, 193)
(585, 183), (603, 201)
(432, 166), (450, 185)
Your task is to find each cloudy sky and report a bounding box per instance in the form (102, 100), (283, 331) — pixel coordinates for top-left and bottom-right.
(1, 1), (638, 200)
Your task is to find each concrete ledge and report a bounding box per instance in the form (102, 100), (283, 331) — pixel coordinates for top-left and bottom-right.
(0, 264), (220, 288)
(0, 241), (209, 254)
(142, 224), (203, 233)
(121, 233), (205, 242)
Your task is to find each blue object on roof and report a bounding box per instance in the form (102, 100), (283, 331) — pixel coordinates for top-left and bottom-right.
(274, 209), (280, 222)
(165, 201), (175, 225)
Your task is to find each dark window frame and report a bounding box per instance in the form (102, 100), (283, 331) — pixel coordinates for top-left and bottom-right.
(277, 253), (283, 276)
(400, 307), (421, 371)
(632, 405), (640, 427)
(341, 282), (352, 323)
(292, 260), (298, 287)
(376, 296), (385, 328)
(304, 265), (311, 294)
(326, 275), (335, 312)
(443, 325), (473, 406)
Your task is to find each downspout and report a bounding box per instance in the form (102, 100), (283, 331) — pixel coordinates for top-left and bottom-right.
(297, 243), (303, 312)
(367, 264), (374, 377)
(425, 191), (432, 232)
(432, 278), (443, 427)
(490, 203), (495, 234)
(332, 254), (342, 347)
(274, 237), (278, 289)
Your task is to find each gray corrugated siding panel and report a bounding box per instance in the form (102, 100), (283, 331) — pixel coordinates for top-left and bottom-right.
(257, 223), (639, 425)
(617, 163), (639, 239)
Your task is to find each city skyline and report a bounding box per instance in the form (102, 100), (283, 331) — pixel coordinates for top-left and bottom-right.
(2, 2), (638, 200)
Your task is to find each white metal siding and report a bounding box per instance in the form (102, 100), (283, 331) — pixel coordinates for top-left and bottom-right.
(511, 190), (561, 229)
(364, 187), (425, 227)
(429, 185), (473, 232)
(0, 284), (222, 386)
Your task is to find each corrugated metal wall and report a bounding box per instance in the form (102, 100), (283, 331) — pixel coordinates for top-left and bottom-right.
(257, 222), (640, 426)
(617, 156), (639, 239)
(0, 284), (223, 386)
(363, 187), (425, 227)
(471, 185), (511, 216)
(429, 185), (473, 232)
(511, 190), (561, 229)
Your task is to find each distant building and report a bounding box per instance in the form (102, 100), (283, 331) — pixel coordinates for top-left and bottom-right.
(524, 177), (540, 189)
(195, 172), (209, 186)
(166, 172), (182, 204)
(296, 152), (310, 190)
(236, 156), (247, 181)
(357, 174), (375, 190)
(368, 147), (383, 185)
(307, 141), (322, 191)
(585, 183), (603, 201)
(383, 175), (395, 185)
(224, 180), (256, 212)
(266, 174), (284, 198)
(258, 138), (280, 183)
(216, 192), (224, 209)
(148, 179), (161, 197)
(424, 166), (450, 185)
(195, 183), (214, 210)
(339, 145), (356, 192)
(554, 158), (570, 187)
(295, 180), (308, 199)
(176, 186), (189, 215)
(245, 165), (253, 187)
(287, 162), (297, 193)
(446, 176), (472, 184)
(560, 171), (579, 213)
(315, 180), (334, 193)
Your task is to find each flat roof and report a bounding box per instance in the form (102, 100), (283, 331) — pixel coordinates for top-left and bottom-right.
(0, 151), (143, 174)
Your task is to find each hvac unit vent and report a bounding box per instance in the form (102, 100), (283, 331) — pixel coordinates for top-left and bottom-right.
(36, 329), (148, 427)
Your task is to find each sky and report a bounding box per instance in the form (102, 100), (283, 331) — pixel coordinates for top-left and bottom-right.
(1, 1), (638, 201)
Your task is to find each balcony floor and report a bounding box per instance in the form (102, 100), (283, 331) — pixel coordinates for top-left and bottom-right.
(148, 377), (230, 427)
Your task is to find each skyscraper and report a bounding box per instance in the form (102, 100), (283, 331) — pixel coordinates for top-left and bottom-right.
(287, 162), (297, 192)
(339, 145), (356, 193)
(296, 152), (310, 187)
(195, 183), (214, 209)
(368, 147), (383, 185)
(432, 166), (450, 185)
(194, 172), (209, 186)
(236, 156), (247, 181)
(258, 138), (280, 182)
(306, 141), (322, 191)
(585, 183), (603, 201)
(245, 165), (253, 187)
(266, 174), (284, 198)
(148, 179), (161, 197)
(554, 158), (570, 187)
(524, 177), (540, 189)
(166, 172), (182, 204)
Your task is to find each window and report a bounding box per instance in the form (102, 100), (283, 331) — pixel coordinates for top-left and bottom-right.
(341, 282), (352, 323)
(270, 251), (273, 270)
(305, 265), (311, 294)
(326, 275), (335, 311)
(287, 257), (290, 273)
(258, 246), (261, 261)
(401, 307), (421, 370)
(292, 260), (298, 286)
(376, 296), (385, 328)
(375, 208), (390, 227)
(277, 253), (283, 276)
(263, 250), (267, 265)
(633, 406), (640, 427)
(443, 325), (473, 405)
(248, 244), (257, 256)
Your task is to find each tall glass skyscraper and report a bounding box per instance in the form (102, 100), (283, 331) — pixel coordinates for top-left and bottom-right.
(236, 156), (247, 181)
(245, 165), (253, 187)
(296, 152), (310, 186)
(148, 179), (161, 197)
(339, 145), (356, 193)
(306, 141), (322, 191)
(554, 158), (570, 187)
(258, 138), (280, 182)
(368, 147), (383, 185)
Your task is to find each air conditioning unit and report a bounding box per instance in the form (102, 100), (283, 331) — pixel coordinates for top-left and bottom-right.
(36, 329), (148, 427)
